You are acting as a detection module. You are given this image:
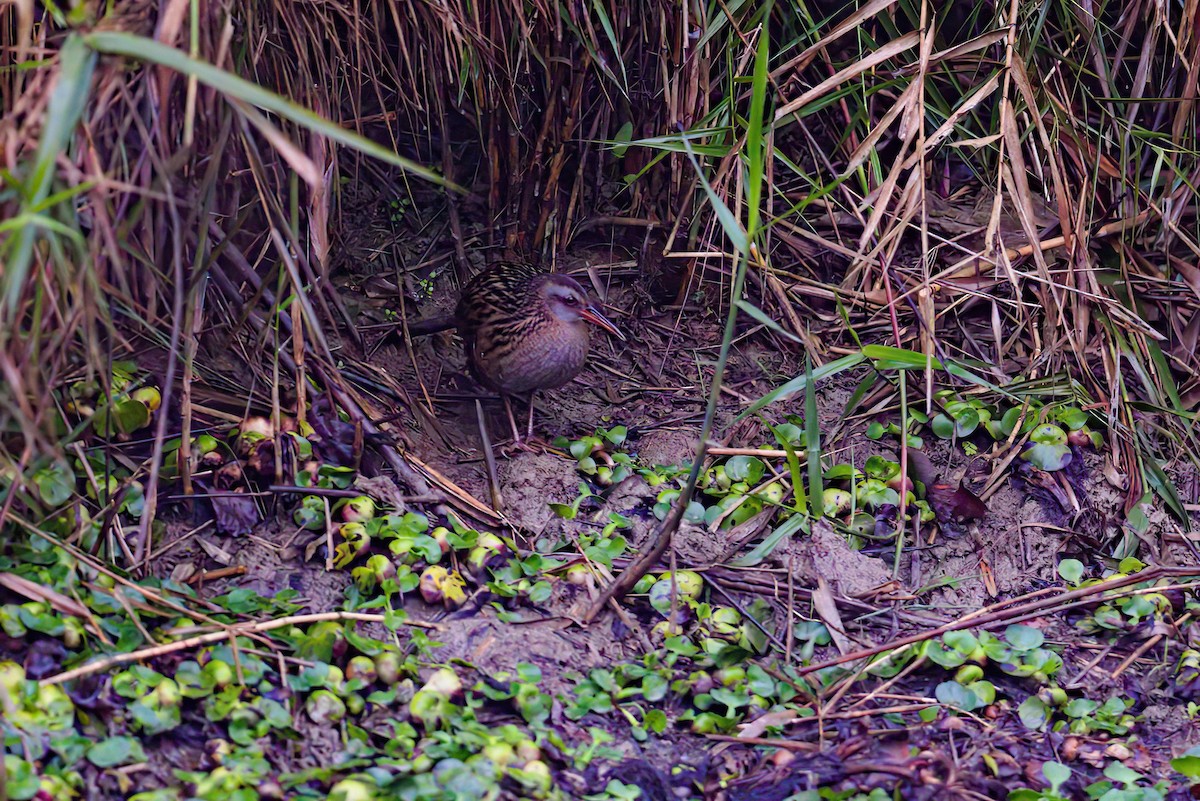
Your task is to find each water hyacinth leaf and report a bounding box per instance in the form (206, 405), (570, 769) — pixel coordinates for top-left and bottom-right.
(1043, 761), (1072, 791)
(87, 736), (147, 768)
(955, 407), (980, 436)
(1018, 695), (1050, 730)
(1057, 558), (1084, 585)
(3, 756), (40, 799)
(33, 460), (76, 507)
(550, 503), (577, 520)
(925, 640), (968, 669)
(935, 681), (979, 712)
(1019, 424), (1072, 471)
(92, 397), (152, 436)
(1171, 746), (1200, 779)
(1055, 406), (1088, 430)
(1005, 624), (1044, 651)
(943, 630), (980, 656)
(724, 455), (764, 483)
(988, 406), (1023, 439)
(683, 500), (706, 523)
(930, 414), (955, 439)
(968, 681), (996, 705)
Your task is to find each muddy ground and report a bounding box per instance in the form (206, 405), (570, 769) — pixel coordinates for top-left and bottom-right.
(147, 186), (1200, 798)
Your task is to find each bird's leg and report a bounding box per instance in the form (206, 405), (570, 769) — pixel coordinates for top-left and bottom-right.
(502, 394), (523, 445)
(497, 392), (552, 456)
(525, 391), (537, 441)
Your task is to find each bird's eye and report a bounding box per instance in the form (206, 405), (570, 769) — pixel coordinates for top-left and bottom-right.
(564, 295), (580, 306)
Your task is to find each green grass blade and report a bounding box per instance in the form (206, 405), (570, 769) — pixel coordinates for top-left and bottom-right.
(762, 416), (806, 512)
(744, 9), (771, 240)
(3, 34), (96, 316)
(679, 135), (747, 253)
(804, 356), (823, 519)
(730, 512), (808, 567)
(1140, 446), (1188, 524)
(590, 0), (629, 94)
(735, 299), (805, 343)
(861, 344), (942, 370)
(738, 353), (867, 419)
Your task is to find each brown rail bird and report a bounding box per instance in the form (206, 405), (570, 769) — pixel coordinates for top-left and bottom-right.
(406, 262), (625, 446)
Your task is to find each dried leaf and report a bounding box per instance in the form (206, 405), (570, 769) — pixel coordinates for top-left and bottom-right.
(310, 394), (360, 467)
(812, 577), (852, 655)
(926, 482), (988, 524)
(980, 557), (997, 598)
(738, 708), (799, 740)
(0, 571), (90, 618)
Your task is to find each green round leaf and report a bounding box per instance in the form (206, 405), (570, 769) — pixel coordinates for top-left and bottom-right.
(1054, 406), (1088, 430)
(925, 641), (968, 669)
(1005, 624), (1044, 651)
(864, 455), (898, 481)
(33, 460), (76, 507)
(4, 755), (40, 800)
(930, 414), (955, 439)
(605, 425), (628, 447)
(1019, 433), (1072, 471)
(1118, 556), (1146, 574)
(642, 673), (669, 702)
(1030, 423), (1068, 445)
(1058, 559), (1084, 585)
(967, 680), (996, 705)
(1171, 748), (1200, 779)
(935, 681), (980, 712)
(773, 423), (803, 444)
(1042, 760), (1072, 791)
(1103, 761), (1144, 785)
(955, 408), (980, 436)
(943, 630), (980, 656)
(725, 455), (764, 484)
(549, 503), (576, 520)
(88, 736), (147, 768)
(1018, 695), (1050, 730)
(683, 501), (707, 523)
(1064, 698), (1098, 718)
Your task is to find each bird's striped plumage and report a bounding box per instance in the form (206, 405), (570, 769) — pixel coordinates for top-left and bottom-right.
(456, 262), (594, 395)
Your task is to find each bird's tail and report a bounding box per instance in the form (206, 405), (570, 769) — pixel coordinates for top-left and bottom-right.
(402, 313), (458, 337)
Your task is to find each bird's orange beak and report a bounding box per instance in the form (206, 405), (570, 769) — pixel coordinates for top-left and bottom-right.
(580, 305), (626, 342)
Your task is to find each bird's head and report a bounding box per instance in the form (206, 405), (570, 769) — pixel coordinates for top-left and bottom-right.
(540, 275), (626, 341)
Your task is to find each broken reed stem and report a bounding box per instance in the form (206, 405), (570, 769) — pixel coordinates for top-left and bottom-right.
(794, 567), (1200, 677)
(706, 446), (806, 458)
(40, 611), (442, 687)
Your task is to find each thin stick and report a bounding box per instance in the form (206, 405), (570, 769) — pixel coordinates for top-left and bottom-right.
(476, 399), (503, 511)
(40, 611), (442, 687)
(582, 236), (761, 622)
(706, 446), (806, 458)
(792, 567), (1198, 677)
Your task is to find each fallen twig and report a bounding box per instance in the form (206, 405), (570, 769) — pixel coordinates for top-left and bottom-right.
(41, 611), (442, 687)
(794, 566), (1200, 676)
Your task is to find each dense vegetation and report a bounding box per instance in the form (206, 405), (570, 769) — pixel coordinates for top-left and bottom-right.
(3, 0), (1200, 798)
